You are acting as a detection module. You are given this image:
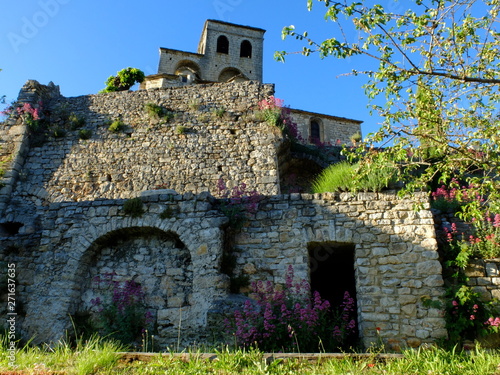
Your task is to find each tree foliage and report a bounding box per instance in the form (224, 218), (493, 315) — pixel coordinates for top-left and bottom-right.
(100, 67), (145, 93)
(277, 0), (500, 221)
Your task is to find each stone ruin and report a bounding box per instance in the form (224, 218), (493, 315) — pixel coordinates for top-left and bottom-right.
(0, 20), (447, 350)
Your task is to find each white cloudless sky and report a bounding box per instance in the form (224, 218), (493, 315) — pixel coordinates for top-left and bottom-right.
(0, 0), (388, 136)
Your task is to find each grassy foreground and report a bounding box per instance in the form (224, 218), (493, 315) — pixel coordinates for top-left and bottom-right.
(2, 337), (500, 374)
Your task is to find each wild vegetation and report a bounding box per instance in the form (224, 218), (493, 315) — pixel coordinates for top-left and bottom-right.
(3, 337), (500, 375)
(276, 0), (500, 347)
(101, 67), (145, 93)
(277, 0), (500, 224)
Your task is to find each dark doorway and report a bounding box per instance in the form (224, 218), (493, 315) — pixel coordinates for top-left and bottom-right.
(308, 242), (357, 312)
(310, 120), (321, 144)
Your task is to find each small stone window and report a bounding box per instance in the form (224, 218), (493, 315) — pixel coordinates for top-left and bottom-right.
(240, 40), (252, 58)
(217, 35), (229, 54)
(310, 119), (321, 144)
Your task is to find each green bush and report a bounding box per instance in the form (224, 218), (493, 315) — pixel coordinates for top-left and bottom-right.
(144, 102), (174, 122)
(78, 129), (92, 140)
(213, 107), (227, 118)
(176, 125), (187, 135)
(188, 99), (201, 111)
(311, 161), (397, 193)
(100, 67), (145, 93)
(123, 198), (144, 217)
(69, 113), (86, 129)
(144, 102), (163, 118)
(52, 127), (66, 138)
(159, 206), (174, 219)
(108, 119), (126, 133)
(311, 162), (355, 193)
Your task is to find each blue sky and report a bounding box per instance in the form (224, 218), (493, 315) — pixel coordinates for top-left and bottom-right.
(0, 0), (385, 136)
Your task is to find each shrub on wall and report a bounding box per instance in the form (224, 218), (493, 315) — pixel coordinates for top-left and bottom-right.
(123, 198), (144, 217)
(144, 102), (174, 123)
(108, 119), (126, 133)
(69, 113), (86, 130)
(17, 102), (42, 131)
(78, 129), (92, 140)
(257, 96), (303, 142)
(100, 67), (145, 93)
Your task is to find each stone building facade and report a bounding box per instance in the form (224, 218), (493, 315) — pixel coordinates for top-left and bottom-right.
(142, 20), (265, 88)
(0, 79), (447, 350)
(0, 19), (451, 350)
(141, 19), (363, 146)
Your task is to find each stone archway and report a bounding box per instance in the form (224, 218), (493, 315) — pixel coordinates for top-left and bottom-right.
(72, 227), (192, 346)
(218, 67), (246, 83)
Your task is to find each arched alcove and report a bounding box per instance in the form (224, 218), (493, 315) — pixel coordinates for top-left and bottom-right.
(218, 67), (246, 83)
(216, 35), (229, 54)
(174, 60), (201, 83)
(240, 40), (252, 58)
(72, 226), (192, 343)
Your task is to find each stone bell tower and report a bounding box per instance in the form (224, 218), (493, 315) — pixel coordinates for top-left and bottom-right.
(195, 19), (265, 82)
(144, 20), (265, 89)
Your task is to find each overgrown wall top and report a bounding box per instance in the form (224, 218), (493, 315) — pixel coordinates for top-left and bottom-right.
(6, 81), (281, 214)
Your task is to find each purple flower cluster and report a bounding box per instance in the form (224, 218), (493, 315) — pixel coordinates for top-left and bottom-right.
(227, 265), (356, 352)
(257, 96), (304, 143)
(17, 102), (41, 121)
(332, 291), (357, 340)
(88, 272), (154, 345)
(216, 178), (261, 229)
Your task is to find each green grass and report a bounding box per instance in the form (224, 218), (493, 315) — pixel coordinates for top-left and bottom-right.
(311, 161), (398, 193)
(1, 334), (123, 375)
(2, 337), (500, 375)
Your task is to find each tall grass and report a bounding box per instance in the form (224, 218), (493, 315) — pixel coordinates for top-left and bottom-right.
(2, 336), (500, 374)
(0, 333), (123, 375)
(311, 161), (397, 193)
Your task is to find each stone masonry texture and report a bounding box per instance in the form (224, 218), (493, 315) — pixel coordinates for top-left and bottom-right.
(0, 80), (447, 350)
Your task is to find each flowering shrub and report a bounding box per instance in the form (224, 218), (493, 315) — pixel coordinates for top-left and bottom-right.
(16, 102), (43, 130)
(431, 178), (477, 213)
(0, 101), (15, 120)
(257, 96), (303, 142)
(443, 285), (493, 344)
(89, 272), (154, 346)
(216, 178), (260, 230)
(485, 317), (500, 333)
(226, 266), (357, 352)
(444, 213), (500, 262)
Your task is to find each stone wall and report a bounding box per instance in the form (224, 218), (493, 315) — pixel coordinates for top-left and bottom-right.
(232, 191), (446, 349)
(1, 188), (447, 350)
(0, 81), (61, 216)
(3, 81), (280, 218)
(290, 109), (362, 146)
(1, 80), (448, 351)
(465, 259), (500, 302)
